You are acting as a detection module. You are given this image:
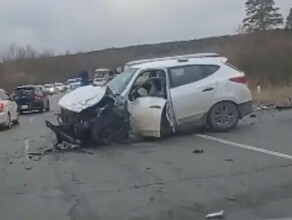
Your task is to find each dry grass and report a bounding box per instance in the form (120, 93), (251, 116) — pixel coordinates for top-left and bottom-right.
(252, 87), (292, 104)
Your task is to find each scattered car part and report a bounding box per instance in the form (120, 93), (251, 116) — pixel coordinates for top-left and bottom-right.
(193, 149), (204, 154)
(205, 210), (224, 219)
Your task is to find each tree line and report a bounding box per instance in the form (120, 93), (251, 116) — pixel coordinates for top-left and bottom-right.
(242, 0), (292, 32)
(0, 0), (292, 90)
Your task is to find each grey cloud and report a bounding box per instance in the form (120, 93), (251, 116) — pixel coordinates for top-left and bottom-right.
(0, 0), (290, 54)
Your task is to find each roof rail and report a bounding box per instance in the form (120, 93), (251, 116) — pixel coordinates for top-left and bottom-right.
(125, 53), (219, 68)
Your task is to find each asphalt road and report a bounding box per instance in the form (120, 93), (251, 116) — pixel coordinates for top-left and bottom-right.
(1, 94), (292, 220)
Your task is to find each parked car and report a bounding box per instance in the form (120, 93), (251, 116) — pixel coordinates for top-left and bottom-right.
(44, 84), (56, 95)
(13, 85), (50, 113)
(0, 89), (19, 129)
(54, 83), (66, 93)
(46, 53), (252, 145)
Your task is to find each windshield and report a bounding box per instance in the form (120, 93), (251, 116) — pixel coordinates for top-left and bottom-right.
(107, 68), (137, 95)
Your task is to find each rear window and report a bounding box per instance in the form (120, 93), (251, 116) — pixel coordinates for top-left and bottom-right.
(225, 62), (241, 72)
(15, 88), (35, 96)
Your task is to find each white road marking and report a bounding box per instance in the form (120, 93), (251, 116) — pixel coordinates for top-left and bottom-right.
(24, 139), (30, 159)
(197, 134), (292, 161)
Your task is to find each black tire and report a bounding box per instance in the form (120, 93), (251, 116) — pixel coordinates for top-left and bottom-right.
(6, 113), (12, 129)
(45, 100), (50, 112)
(13, 112), (19, 125)
(39, 102), (44, 113)
(208, 102), (239, 132)
(91, 119), (114, 146)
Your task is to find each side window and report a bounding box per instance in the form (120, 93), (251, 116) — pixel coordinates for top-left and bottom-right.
(169, 65), (219, 88)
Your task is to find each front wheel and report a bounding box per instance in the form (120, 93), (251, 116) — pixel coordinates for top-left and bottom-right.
(13, 111), (19, 125)
(208, 102), (239, 132)
(91, 120), (113, 146)
(6, 113), (12, 129)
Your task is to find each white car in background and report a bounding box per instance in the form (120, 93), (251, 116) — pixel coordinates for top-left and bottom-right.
(44, 84), (55, 95)
(54, 83), (66, 93)
(0, 89), (19, 129)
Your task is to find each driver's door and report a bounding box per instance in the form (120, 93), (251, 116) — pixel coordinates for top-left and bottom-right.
(127, 69), (167, 138)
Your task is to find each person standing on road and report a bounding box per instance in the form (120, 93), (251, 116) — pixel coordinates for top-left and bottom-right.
(79, 71), (90, 86)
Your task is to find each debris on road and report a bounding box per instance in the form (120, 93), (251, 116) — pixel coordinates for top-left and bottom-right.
(193, 149), (204, 154)
(250, 113), (257, 118)
(224, 158), (234, 162)
(25, 164), (33, 170)
(224, 197), (236, 202)
(205, 210), (224, 219)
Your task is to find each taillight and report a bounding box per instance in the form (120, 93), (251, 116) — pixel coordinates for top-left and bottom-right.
(35, 95), (42, 100)
(0, 103), (5, 113)
(229, 75), (248, 84)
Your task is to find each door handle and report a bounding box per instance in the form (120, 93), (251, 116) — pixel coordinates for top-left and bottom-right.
(149, 105), (161, 109)
(202, 87), (214, 92)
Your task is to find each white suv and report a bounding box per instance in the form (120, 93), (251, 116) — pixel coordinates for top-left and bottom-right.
(57, 53), (253, 144)
(109, 53), (252, 136)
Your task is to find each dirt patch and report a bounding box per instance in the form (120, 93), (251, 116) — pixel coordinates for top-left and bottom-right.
(252, 87), (292, 104)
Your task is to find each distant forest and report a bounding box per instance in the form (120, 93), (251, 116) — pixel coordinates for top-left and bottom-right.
(1, 30), (292, 90)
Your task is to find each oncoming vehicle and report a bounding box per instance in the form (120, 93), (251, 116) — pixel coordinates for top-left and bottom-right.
(46, 53), (252, 146)
(93, 68), (110, 86)
(13, 85), (50, 114)
(0, 89), (19, 129)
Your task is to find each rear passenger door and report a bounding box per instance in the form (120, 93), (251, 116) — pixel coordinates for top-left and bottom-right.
(169, 65), (219, 125)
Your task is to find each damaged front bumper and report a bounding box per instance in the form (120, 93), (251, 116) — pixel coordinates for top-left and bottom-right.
(45, 120), (82, 146)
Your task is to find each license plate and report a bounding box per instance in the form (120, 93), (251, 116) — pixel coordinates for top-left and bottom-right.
(21, 105), (29, 109)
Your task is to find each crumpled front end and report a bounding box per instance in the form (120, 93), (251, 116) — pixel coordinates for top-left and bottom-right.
(46, 86), (129, 146)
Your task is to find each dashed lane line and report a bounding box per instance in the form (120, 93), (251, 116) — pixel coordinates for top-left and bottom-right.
(197, 134), (292, 161)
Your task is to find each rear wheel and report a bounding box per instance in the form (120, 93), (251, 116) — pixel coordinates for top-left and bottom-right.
(208, 102), (239, 132)
(45, 100), (50, 112)
(6, 113), (12, 129)
(39, 102), (44, 113)
(13, 111), (19, 125)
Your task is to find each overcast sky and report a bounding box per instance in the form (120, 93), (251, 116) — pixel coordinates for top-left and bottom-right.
(0, 0), (290, 54)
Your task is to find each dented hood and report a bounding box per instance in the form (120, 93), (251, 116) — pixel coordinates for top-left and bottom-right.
(58, 85), (107, 113)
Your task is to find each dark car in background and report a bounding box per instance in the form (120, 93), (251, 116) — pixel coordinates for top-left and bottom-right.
(13, 85), (50, 114)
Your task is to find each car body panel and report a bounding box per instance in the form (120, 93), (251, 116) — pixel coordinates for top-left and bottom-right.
(0, 89), (18, 126)
(127, 97), (166, 137)
(170, 79), (218, 126)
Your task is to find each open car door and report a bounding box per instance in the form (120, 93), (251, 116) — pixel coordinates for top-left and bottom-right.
(127, 97), (166, 137)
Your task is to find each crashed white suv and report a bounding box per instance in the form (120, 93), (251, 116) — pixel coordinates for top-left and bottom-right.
(48, 53), (252, 145)
(111, 53), (252, 135)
